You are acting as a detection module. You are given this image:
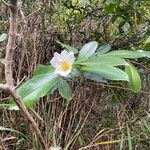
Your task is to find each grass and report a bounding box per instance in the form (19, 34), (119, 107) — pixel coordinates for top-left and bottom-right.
(1, 81), (150, 149)
(0, 0), (150, 149)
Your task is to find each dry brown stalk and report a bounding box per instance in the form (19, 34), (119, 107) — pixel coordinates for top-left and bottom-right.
(0, 0), (48, 149)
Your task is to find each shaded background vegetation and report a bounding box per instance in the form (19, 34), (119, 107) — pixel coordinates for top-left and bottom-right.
(0, 0), (150, 149)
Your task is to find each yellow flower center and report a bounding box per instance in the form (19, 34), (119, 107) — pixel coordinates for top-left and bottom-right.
(61, 60), (71, 72)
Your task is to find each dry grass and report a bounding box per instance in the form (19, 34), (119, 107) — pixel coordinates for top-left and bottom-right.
(0, 0), (150, 150)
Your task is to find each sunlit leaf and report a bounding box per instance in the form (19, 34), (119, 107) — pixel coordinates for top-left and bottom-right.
(82, 65), (129, 81)
(78, 41), (98, 59)
(9, 73), (59, 110)
(125, 63), (141, 93)
(105, 50), (143, 58)
(33, 64), (54, 77)
(140, 50), (150, 58)
(80, 55), (128, 66)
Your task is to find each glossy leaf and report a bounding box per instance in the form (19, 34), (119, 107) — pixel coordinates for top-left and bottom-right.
(78, 41), (98, 59)
(83, 72), (107, 83)
(125, 63), (141, 93)
(105, 50), (143, 58)
(33, 64), (54, 77)
(57, 41), (78, 54)
(80, 55), (128, 66)
(82, 65), (129, 81)
(139, 50), (150, 58)
(58, 79), (72, 101)
(9, 73), (59, 110)
(97, 44), (111, 55)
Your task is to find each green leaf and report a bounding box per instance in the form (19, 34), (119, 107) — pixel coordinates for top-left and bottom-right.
(80, 55), (128, 66)
(139, 50), (150, 58)
(97, 44), (111, 55)
(105, 50), (143, 58)
(70, 68), (81, 77)
(125, 63), (141, 93)
(78, 41), (98, 59)
(57, 41), (78, 54)
(82, 65), (129, 81)
(33, 64), (54, 77)
(9, 73), (59, 110)
(48, 83), (58, 95)
(83, 72), (107, 83)
(58, 79), (72, 101)
(0, 33), (7, 42)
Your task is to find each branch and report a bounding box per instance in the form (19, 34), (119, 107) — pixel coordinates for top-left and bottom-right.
(5, 0), (17, 87)
(2, 0), (49, 149)
(0, 84), (8, 90)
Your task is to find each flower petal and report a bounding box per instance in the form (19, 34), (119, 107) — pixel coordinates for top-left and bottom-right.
(50, 57), (60, 68)
(56, 68), (71, 76)
(54, 52), (63, 61)
(69, 52), (75, 63)
(61, 51), (68, 59)
(51, 52), (64, 68)
(50, 50), (75, 76)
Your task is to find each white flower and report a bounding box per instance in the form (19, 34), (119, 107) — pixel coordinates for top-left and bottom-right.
(50, 50), (75, 76)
